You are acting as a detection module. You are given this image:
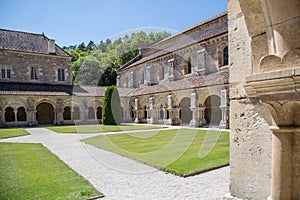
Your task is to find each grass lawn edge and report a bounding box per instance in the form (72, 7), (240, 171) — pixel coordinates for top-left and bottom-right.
(81, 140), (229, 178)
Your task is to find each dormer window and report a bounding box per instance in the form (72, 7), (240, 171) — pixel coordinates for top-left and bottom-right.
(30, 66), (38, 80)
(58, 68), (65, 82)
(1, 66), (11, 79)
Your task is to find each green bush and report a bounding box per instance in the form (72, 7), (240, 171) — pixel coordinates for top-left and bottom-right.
(102, 85), (122, 125)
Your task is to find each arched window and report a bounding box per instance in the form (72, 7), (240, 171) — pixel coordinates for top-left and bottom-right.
(88, 107), (95, 119)
(218, 43), (228, 67)
(17, 107), (27, 121)
(223, 46), (228, 66)
(73, 107), (80, 120)
(158, 65), (164, 81)
(184, 56), (192, 75)
(5, 107), (15, 122)
(96, 107), (102, 119)
(167, 110), (170, 119)
(63, 107), (71, 120)
(140, 70), (144, 85)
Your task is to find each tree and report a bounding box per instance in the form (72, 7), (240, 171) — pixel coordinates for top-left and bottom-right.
(75, 58), (103, 85)
(102, 86), (122, 125)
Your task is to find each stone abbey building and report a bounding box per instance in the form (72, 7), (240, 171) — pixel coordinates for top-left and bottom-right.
(117, 12), (229, 128)
(0, 12), (229, 128)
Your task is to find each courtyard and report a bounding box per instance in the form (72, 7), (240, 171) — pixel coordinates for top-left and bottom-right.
(0, 125), (229, 199)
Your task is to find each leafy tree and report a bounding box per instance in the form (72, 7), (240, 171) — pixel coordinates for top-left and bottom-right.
(74, 58), (103, 85)
(86, 40), (96, 51)
(68, 31), (172, 86)
(102, 85), (122, 125)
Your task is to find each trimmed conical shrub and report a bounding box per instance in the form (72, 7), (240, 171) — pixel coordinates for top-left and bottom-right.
(102, 85), (122, 125)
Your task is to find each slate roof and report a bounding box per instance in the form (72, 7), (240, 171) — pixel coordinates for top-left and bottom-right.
(0, 82), (133, 97)
(129, 70), (229, 97)
(118, 12), (228, 72)
(0, 29), (70, 57)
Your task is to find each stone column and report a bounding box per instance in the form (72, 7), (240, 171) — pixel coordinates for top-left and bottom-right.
(196, 47), (206, 76)
(149, 97), (158, 124)
(270, 127), (295, 200)
(189, 92), (199, 127)
(27, 97), (36, 126)
(219, 89), (228, 129)
(82, 99), (88, 122)
(134, 98), (141, 123)
(56, 98), (63, 125)
(199, 105), (206, 126)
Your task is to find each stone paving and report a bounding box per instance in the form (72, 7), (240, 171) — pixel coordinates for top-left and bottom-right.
(0, 127), (229, 200)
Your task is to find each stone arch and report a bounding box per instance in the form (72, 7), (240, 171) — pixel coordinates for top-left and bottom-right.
(179, 97), (192, 124)
(36, 102), (55, 125)
(218, 43), (228, 67)
(204, 95), (221, 125)
(17, 107), (27, 122)
(5, 107), (15, 122)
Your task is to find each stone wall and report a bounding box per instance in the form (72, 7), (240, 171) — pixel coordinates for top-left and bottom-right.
(0, 51), (72, 85)
(228, 0), (300, 199)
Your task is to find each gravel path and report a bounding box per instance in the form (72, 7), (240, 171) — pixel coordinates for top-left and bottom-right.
(0, 127), (229, 200)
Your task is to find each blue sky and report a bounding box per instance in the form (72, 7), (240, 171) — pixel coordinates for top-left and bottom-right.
(0, 0), (227, 46)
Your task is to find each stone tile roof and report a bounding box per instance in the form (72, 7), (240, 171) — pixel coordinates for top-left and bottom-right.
(118, 12), (228, 72)
(0, 82), (133, 97)
(0, 29), (70, 57)
(130, 70), (229, 97)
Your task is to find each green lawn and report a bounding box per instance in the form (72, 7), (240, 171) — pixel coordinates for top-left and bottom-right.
(0, 143), (102, 200)
(0, 128), (29, 139)
(83, 128), (229, 176)
(46, 124), (165, 133)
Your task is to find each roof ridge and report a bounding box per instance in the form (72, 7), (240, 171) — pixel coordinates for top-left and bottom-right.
(0, 28), (46, 38)
(140, 11), (227, 50)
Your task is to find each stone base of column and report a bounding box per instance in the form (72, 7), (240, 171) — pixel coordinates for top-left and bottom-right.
(166, 118), (180, 125)
(189, 119), (199, 127)
(149, 118), (158, 124)
(219, 120), (227, 129)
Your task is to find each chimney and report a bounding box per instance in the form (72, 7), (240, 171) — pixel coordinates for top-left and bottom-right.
(48, 39), (56, 54)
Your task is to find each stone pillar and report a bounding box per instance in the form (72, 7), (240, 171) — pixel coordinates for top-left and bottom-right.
(219, 89), (228, 129)
(270, 127), (296, 200)
(189, 92), (199, 127)
(199, 105), (206, 126)
(27, 97), (36, 126)
(134, 98), (141, 123)
(82, 99), (88, 122)
(0, 97), (4, 127)
(149, 97), (158, 124)
(56, 98), (63, 125)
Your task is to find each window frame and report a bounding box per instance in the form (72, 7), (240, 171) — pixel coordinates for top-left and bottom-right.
(58, 68), (65, 82)
(1, 66), (11, 79)
(30, 66), (39, 80)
